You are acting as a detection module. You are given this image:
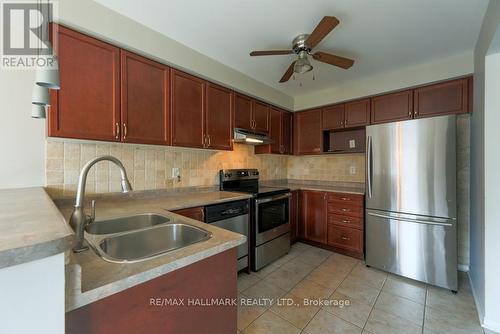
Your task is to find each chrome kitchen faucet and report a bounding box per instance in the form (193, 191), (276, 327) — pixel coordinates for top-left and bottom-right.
(69, 156), (132, 253)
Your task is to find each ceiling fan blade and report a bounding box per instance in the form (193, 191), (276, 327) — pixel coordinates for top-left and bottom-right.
(279, 61), (296, 83)
(312, 51), (354, 69)
(306, 16), (340, 49)
(250, 50), (293, 56)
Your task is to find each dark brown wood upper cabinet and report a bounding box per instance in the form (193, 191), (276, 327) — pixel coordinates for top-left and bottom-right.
(269, 108), (282, 153)
(234, 93), (253, 130)
(120, 50), (170, 145)
(414, 78), (469, 118)
(205, 83), (233, 150)
(48, 24), (120, 142)
(170, 70), (206, 148)
(300, 190), (327, 244)
(322, 104), (345, 130)
(255, 108), (293, 155)
(281, 111), (292, 154)
(252, 100), (270, 133)
(293, 109), (322, 155)
(345, 98), (370, 127)
(371, 90), (413, 124)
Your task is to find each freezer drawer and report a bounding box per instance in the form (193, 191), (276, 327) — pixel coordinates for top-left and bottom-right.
(365, 209), (457, 290)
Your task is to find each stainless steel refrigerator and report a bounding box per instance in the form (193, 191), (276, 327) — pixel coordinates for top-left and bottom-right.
(365, 115), (457, 291)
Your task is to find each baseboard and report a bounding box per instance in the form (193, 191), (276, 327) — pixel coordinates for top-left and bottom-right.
(458, 263), (470, 272)
(467, 272), (489, 332)
(484, 318), (500, 334)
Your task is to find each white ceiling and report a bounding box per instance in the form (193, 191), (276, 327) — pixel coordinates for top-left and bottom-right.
(94, 0), (488, 97)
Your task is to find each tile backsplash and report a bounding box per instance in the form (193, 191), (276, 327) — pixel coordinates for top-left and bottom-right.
(288, 153), (365, 183)
(46, 141), (291, 198)
(46, 141), (367, 199)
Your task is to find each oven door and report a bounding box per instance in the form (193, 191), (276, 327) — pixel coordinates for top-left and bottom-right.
(255, 193), (291, 246)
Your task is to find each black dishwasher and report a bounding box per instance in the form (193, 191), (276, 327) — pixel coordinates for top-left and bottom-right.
(205, 200), (249, 271)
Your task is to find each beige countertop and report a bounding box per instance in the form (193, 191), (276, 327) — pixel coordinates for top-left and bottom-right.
(0, 187), (75, 269)
(56, 190), (252, 312)
(261, 180), (366, 195)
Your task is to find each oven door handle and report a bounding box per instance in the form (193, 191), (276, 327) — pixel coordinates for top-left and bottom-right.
(255, 193), (291, 204)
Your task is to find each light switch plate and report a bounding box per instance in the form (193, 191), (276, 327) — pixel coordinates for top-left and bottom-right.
(349, 139), (356, 148)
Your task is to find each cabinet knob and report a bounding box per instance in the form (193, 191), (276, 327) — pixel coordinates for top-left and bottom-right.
(341, 208), (349, 212)
(341, 236), (350, 241)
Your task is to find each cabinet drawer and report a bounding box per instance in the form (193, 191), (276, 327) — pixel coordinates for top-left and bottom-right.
(327, 224), (362, 253)
(327, 192), (363, 205)
(328, 214), (363, 230)
(327, 202), (363, 217)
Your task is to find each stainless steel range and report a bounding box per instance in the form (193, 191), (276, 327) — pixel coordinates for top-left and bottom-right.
(219, 169), (291, 271)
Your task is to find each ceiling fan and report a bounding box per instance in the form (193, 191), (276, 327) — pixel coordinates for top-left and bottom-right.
(249, 16), (355, 83)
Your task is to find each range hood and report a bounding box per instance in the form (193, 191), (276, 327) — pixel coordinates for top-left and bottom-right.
(233, 128), (273, 145)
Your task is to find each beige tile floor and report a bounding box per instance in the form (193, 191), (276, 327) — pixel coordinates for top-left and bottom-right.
(237, 242), (484, 334)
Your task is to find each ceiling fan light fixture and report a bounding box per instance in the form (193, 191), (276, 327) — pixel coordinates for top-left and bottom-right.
(294, 51), (313, 74)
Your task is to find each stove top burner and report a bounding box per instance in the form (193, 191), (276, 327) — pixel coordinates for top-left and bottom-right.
(219, 169), (289, 197)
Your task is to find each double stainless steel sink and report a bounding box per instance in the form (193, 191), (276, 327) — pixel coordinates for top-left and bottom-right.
(84, 213), (212, 263)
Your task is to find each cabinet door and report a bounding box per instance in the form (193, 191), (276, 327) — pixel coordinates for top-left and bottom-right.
(300, 190), (327, 244)
(371, 90), (413, 124)
(290, 190), (299, 243)
(293, 109), (322, 155)
(205, 83), (233, 150)
(269, 108), (282, 153)
(172, 206), (205, 222)
(120, 50), (170, 145)
(234, 93), (253, 130)
(345, 98), (370, 128)
(281, 111), (292, 154)
(48, 24), (120, 141)
(170, 70), (205, 148)
(414, 78), (469, 118)
(252, 101), (270, 133)
(322, 104), (345, 130)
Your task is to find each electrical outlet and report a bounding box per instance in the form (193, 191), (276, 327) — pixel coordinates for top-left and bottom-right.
(349, 166), (356, 175)
(172, 167), (181, 181)
(349, 139), (356, 149)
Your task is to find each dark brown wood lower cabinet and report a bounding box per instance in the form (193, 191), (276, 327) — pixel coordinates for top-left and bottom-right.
(300, 190), (327, 244)
(290, 190), (299, 243)
(298, 190), (364, 259)
(66, 249), (237, 334)
(172, 206), (205, 222)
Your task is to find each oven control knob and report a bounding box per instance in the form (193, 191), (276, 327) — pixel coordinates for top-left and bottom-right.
(224, 173), (232, 178)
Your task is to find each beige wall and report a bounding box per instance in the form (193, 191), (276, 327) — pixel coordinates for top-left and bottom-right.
(55, 0), (293, 110)
(294, 52), (474, 111)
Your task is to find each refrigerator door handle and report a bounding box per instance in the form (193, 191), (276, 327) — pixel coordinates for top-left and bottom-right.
(367, 135), (373, 198)
(367, 212), (454, 227)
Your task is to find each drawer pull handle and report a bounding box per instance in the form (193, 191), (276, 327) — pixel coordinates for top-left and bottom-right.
(341, 197), (349, 201)
(341, 236), (350, 241)
(342, 220), (351, 223)
(341, 208), (350, 212)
